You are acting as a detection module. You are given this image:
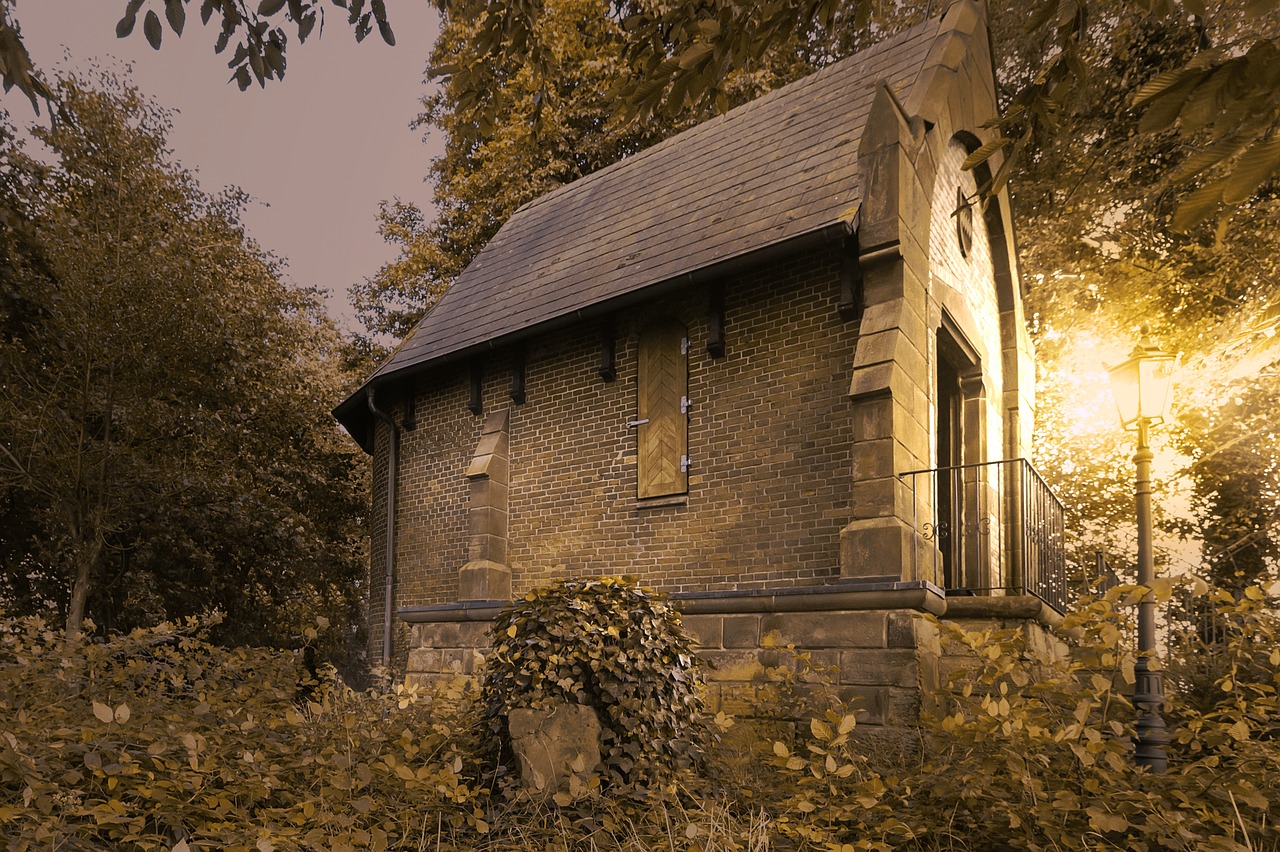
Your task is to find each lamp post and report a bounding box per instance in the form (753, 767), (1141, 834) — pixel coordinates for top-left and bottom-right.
(1108, 332), (1175, 773)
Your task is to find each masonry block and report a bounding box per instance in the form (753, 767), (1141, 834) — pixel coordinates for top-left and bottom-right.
(718, 682), (772, 718)
(459, 559), (512, 601)
(794, 685), (888, 725)
(856, 330), (927, 384)
(701, 650), (768, 682)
(887, 611), (939, 652)
(680, 614), (722, 648)
(722, 615), (761, 649)
(884, 686), (921, 726)
(412, 621), (493, 648)
(468, 505), (508, 539)
(861, 259), (907, 306)
(838, 648), (920, 689)
(760, 611), (887, 649)
(467, 532), (508, 566)
(852, 475), (915, 520)
(840, 517), (914, 580)
(407, 647), (473, 675)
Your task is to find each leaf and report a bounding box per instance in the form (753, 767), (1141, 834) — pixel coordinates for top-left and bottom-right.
(677, 42), (714, 71)
(115, 703), (131, 724)
(1171, 178), (1224, 232)
(298, 11), (317, 40)
(1222, 135), (1280, 206)
(810, 718), (833, 740)
(116, 12), (138, 38)
(93, 701), (114, 723)
(1087, 806), (1129, 833)
(260, 0), (289, 13)
(165, 0), (186, 36)
(144, 10), (163, 49)
(378, 19), (395, 46)
(961, 136), (1011, 172)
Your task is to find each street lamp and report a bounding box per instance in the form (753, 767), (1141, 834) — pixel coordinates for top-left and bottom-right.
(1108, 332), (1175, 773)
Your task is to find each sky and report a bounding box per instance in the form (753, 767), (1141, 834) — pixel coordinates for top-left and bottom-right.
(12, 0), (444, 333)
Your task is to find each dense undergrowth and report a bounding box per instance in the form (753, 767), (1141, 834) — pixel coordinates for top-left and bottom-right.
(1, 579), (1278, 850)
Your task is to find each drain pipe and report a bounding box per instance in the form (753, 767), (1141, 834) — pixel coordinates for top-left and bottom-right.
(366, 387), (399, 667)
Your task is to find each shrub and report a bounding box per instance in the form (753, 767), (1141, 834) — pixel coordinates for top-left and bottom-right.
(767, 583), (1280, 850)
(0, 613), (488, 849)
(479, 577), (707, 790)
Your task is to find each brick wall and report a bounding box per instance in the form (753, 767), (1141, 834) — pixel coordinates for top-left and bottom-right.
(368, 244), (859, 648)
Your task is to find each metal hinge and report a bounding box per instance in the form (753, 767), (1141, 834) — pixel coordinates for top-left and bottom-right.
(680, 454), (691, 473)
(628, 418), (649, 428)
(680, 395), (690, 414)
(680, 336), (689, 355)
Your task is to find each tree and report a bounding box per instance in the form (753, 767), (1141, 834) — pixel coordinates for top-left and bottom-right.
(1002, 4), (1280, 591)
(351, 0), (925, 343)
(444, 0), (1280, 234)
(0, 72), (368, 664)
(0, 0), (394, 111)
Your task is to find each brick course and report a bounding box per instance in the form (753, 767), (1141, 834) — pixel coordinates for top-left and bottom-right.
(369, 244), (859, 646)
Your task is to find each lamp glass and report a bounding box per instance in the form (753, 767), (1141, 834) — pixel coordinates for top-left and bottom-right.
(1108, 344), (1174, 429)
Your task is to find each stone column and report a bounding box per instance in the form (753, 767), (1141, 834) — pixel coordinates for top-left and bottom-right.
(840, 82), (935, 583)
(459, 408), (512, 601)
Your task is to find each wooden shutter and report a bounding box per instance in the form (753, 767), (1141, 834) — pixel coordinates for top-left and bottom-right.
(637, 318), (688, 499)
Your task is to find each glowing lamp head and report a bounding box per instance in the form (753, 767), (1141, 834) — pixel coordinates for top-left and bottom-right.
(1107, 335), (1175, 430)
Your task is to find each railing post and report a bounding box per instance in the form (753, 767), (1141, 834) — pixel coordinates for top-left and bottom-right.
(1008, 460), (1024, 595)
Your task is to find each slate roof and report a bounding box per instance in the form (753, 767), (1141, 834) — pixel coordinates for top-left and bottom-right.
(337, 15), (944, 445)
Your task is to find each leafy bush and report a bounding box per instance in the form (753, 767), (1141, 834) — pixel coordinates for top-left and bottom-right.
(4, 581), (1278, 850)
(479, 577), (707, 789)
(766, 583), (1280, 850)
(0, 613), (488, 850)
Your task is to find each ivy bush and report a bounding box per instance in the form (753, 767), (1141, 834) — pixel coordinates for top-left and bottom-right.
(479, 577), (707, 790)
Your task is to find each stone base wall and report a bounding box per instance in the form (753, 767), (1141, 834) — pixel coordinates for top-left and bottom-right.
(400, 588), (1066, 749)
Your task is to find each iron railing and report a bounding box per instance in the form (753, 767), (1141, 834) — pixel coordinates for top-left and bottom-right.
(898, 458), (1068, 613)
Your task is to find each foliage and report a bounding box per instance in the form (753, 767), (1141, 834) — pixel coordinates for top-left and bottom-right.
(350, 0), (924, 344)
(479, 577), (707, 790)
(0, 73), (368, 666)
(4, 584), (1279, 849)
(0, 0), (393, 111)
(762, 585), (1280, 850)
(0, 612), (491, 850)
(1007, 1), (1280, 585)
(444, 0), (1280, 231)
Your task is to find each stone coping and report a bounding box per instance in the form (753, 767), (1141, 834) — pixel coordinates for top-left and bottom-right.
(671, 579), (946, 616)
(399, 579), (951, 623)
(398, 585), (1062, 627)
(400, 599), (509, 623)
(943, 594), (1064, 628)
